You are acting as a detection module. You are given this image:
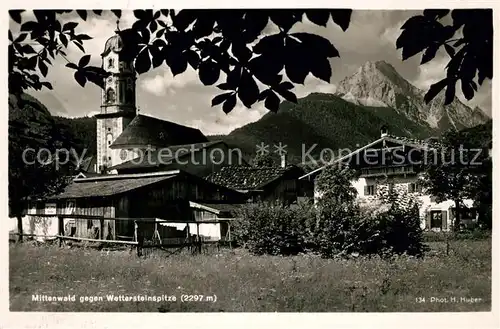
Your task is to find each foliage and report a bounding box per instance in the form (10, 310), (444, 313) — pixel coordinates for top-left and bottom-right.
(9, 9), (353, 113)
(9, 9), (492, 115)
(232, 202), (314, 255)
(397, 9), (492, 104)
(234, 165), (426, 258)
(420, 124), (491, 230)
(8, 93), (80, 216)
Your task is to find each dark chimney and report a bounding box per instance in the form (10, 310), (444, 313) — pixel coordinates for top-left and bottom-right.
(380, 125), (388, 137)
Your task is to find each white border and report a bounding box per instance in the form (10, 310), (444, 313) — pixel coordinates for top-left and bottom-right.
(1, 2), (499, 329)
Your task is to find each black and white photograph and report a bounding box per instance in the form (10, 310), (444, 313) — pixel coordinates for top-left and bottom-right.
(3, 3), (498, 327)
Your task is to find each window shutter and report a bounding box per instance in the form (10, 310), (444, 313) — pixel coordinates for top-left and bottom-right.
(441, 210), (448, 231)
(425, 211), (431, 230)
(364, 185), (369, 196)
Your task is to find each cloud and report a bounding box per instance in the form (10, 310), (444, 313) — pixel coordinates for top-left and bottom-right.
(190, 104), (268, 135)
(140, 67), (201, 96)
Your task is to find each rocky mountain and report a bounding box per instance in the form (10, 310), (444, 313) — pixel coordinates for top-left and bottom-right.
(335, 61), (490, 131)
(211, 61), (490, 165)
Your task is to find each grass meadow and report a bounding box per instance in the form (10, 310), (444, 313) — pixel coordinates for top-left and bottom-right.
(9, 238), (491, 312)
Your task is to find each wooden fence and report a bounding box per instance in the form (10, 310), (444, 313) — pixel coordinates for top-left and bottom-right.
(11, 214), (236, 256)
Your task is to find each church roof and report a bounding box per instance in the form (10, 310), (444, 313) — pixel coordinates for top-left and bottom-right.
(205, 165), (304, 191)
(109, 140), (224, 171)
(110, 114), (208, 149)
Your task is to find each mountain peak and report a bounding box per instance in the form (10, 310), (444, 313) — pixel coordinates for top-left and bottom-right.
(335, 61), (489, 130)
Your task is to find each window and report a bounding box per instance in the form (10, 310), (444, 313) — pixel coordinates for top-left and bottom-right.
(106, 88), (116, 103)
(108, 156), (112, 161)
(108, 128), (111, 132)
(430, 211), (443, 229)
(364, 185), (376, 196)
(409, 182), (423, 193)
(108, 58), (114, 68)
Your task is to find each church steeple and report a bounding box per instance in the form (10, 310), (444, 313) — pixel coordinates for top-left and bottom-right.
(95, 27), (138, 174)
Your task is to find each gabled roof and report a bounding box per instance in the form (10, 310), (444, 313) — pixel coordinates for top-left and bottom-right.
(109, 140), (224, 171)
(299, 134), (438, 180)
(49, 171), (180, 200)
(205, 165), (304, 191)
(110, 114), (208, 149)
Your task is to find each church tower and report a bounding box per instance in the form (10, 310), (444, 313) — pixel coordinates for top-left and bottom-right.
(96, 21), (139, 174)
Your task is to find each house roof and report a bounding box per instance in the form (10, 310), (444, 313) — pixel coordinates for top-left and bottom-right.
(205, 165), (303, 191)
(299, 134), (439, 180)
(189, 201), (244, 216)
(109, 140), (224, 171)
(49, 171), (180, 200)
(110, 114), (208, 149)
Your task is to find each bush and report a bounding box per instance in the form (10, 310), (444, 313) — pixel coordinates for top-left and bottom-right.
(232, 201), (314, 256)
(234, 165), (428, 258)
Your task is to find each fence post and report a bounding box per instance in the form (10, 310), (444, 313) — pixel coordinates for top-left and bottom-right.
(58, 216), (64, 247)
(17, 216), (23, 243)
(196, 222), (201, 254)
(99, 217), (104, 240)
(134, 220), (143, 257)
(228, 222), (232, 249)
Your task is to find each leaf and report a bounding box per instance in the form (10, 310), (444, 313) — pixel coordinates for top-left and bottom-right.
(63, 22), (78, 31)
(309, 58), (331, 83)
(73, 41), (85, 53)
(222, 93), (237, 114)
(186, 50), (200, 69)
(444, 80), (456, 105)
(444, 44), (455, 57)
(38, 60), (48, 77)
(278, 81), (293, 91)
(423, 9), (450, 20)
(59, 33), (68, 47)
(329, 9), (352, 31)
(199, 60), (220, 86)
(92, 10), (103, 15)
(292, 33), (339, 58)
(461, 79), (474, 100)
(421, 45), (439, 64)
(238, 71), (260, 108)
(15, 33), (27, 43)
(232, 43), (252, 64)
(9, 10), (24, 24)
(150, 20), (158, 33)
(41, 81), (53, 90)
(111, 10), (122, 18)
(8, 31), (13, 42)
(78, 54), (91, 67)
(74, 71), (86, 87)
(211, 92), (233, 107)
(264, 91), (280, 112)
(135, 48), (151, 74)
(165, 50), (187, 76)
(76, 10), (87, 21)
(65, 63), (79, 70)
(305, 10), (330, 27)
(275, 87), (297, 103)
(20, 21), (38, 32)
(74, 34), (92, 41)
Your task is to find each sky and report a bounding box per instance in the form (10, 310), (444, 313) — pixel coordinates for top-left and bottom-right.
(11, 10), (493, 136)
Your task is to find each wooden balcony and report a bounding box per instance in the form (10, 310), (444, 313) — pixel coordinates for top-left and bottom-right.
(360, 165), (417, 178)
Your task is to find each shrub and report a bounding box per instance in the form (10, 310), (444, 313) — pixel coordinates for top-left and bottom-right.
(232, 201), (314, 256)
